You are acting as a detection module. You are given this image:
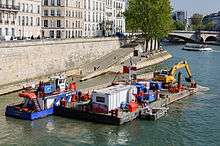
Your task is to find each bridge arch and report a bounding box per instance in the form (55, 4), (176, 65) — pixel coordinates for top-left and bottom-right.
(205, 36), (217, 42)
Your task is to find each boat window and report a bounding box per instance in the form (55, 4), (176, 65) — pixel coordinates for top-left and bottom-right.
(96, 96), (105, 103)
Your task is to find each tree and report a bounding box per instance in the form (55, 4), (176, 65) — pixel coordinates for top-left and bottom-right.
(190, 13), (204, 30)
(124, 0), (173, 51)
(173, 20), (186, 30)
(204, 20), (214, 31)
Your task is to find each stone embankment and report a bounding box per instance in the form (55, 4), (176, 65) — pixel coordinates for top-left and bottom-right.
(0, 37), (172, 95)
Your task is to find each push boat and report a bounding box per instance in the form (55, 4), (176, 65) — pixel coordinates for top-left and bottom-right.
(5, 76), (77, 120)
(182, 43), (213, 51)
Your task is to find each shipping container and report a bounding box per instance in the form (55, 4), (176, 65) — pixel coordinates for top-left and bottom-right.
(91, 85), (137, 112)
(150, 81), (162, 90)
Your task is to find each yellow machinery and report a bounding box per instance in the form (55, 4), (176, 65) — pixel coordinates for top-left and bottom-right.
(153, 60), (192, 86)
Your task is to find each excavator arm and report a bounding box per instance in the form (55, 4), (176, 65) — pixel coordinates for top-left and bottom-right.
(169, 61), (192, 82)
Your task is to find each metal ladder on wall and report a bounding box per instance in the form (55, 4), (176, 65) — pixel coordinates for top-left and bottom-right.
(33, 98), (41, 111)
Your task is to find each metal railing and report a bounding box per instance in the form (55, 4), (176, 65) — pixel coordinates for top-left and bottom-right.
(0, 4), (19, 11)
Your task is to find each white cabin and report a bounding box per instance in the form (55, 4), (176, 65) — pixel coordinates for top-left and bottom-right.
(91, 85), (137, 112)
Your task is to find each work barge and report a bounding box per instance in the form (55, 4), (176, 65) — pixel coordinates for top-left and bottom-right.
(55, 85), (197, 125)
(5, 60), (198, 125)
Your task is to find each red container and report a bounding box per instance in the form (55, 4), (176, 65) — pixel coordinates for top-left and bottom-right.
(128, 102), (138, 112)
(68, 82), (77, 90)
(123, 66), (129, 73)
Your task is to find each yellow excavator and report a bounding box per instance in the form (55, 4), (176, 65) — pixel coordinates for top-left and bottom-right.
(153, 60), (193, 87)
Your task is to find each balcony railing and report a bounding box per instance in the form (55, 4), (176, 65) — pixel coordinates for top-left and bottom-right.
(0, 4), (19, 11)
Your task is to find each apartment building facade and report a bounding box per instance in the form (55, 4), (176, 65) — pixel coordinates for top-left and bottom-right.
(0, 0), (19, 40)
(17, 0), (41, 38)
(42, 0), (83, 39)
(0, 0), (126, 40)
(105, 0), (125, 36)
(0, 0), (41, 40)
(84, 0), (105, 37)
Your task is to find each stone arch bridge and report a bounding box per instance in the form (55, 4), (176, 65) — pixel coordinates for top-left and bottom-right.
(169, 31), (220, 42)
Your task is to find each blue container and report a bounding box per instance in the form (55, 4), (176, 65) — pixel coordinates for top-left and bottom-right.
(137, 96), (145, 102)
(133, 83), (146, 93)
(150, 81), (162, 90)
(44, 84), (55, 94)
(146, 91), (156, 102)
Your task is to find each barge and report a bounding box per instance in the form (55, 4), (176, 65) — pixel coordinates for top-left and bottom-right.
(54, 85), (197, 125)
(54, 60), (198, 125)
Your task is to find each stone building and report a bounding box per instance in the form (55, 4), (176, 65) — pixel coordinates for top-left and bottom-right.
(42, 0), (83, 39)
(105, 0), (125, 36)
(17, 0), (41, 38)
(203, 12), (220, 31)
(0, 0), (41, 40)
(0, 0), (19, 40)
(84, 0), (105, 37)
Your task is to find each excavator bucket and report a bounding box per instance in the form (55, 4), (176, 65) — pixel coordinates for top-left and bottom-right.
(185, 77), (192, 82)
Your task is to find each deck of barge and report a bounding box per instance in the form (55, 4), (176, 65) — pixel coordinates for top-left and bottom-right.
(54, 87), (197, 125)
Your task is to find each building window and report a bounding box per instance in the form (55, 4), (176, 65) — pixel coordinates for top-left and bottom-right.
(51, 0), (55, 6)
(66, 20), (68, 27)
(12, 28), (15, 36)
(57, 10), (61, 16)
(26, 16), (28, 25)
(22, 3), (25, 12)
(96, 96), (105, 103)
(30, 17), (33, 26)
(37, 17), (40, 26)
(96, 2), (98, 10)
(93, 1), (95, 10)
(56, 30), (61, 38)
(22, 16), (25, 25)
(5, 28), (8, 36)
(57, 20), (61, 27)
(88, 12), (90, 22)
(51, 10), (55, 16)
(37, 5), (40, 13)
(84, 0), (86, 9)
(84, 13), (86, 21)
(88, 0), (90, 9)
(49, 30), (54, 38)
(26, 4), (28, 12)
(57, 0), (60, 6)
(44, 20), (48, 27)
(30, 4), (33, 13)
(18, 16), (21, 25)
(44, 10), (48, 16)
(0, 28), (2, 36)
(44, 0), (48, 5)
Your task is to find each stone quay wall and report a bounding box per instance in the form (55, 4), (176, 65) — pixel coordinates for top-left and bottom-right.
(0, 37), (120, 86)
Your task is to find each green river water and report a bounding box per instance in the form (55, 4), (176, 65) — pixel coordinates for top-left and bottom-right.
(0, 44), (220, 146)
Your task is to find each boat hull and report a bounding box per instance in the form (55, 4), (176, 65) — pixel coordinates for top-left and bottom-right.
(5, 106), (54, 120)
(182, 47), (213, 51)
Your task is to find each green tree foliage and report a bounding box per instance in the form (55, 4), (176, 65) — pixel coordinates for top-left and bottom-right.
(173, 20), (186, 30)
(124, 0), (173, 48)
(190, 13), (204, 30)
(204, 21), (214, 31)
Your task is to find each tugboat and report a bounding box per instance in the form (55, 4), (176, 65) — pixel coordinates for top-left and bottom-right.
(5, 75), (77, 120)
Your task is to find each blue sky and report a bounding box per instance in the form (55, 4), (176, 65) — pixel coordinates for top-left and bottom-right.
(171, 0), (220, 17)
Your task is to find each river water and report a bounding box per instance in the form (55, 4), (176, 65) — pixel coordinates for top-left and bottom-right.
(0, 44), (220, 146)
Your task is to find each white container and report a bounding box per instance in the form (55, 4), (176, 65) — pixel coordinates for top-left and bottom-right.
(91, 85), (137, 112)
